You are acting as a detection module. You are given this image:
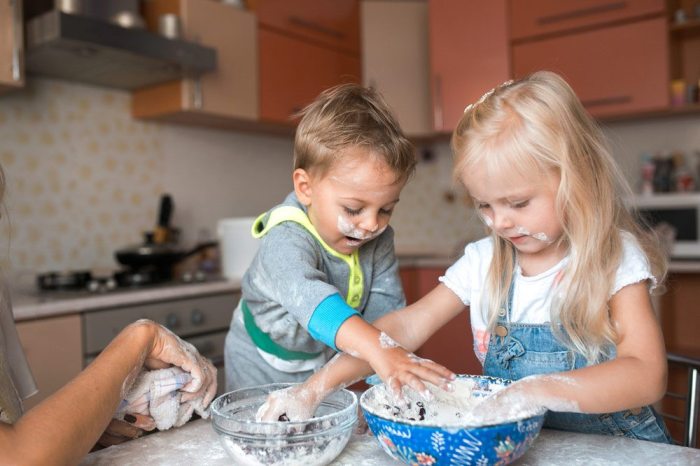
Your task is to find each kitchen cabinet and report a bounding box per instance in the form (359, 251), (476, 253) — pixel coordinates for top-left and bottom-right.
(0, 0), (24, 95)
(669, 0), (700, 112)
(428, 0), (510, 133)
(512, 17), (670, 118)
(510, 0), (666, 40)
(256, 0), (361, 124)
(361, 0), (432, 137)
(657, 271), (700, 446)
(15, 314), (82, 410)
(400, 266), (482, 376)
(132, 0), (258, 127)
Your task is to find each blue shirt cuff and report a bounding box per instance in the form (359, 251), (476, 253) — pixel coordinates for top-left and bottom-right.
(308, 293), (359, 351)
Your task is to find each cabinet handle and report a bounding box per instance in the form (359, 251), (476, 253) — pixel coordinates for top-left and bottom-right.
(433, 75), (443, 131)
(10, 0), (23, 82)
(288, 15), (346, 40)
(537, 1), (627, 25)
(581, 95), (632, 108)
(191, 78), (203, 109)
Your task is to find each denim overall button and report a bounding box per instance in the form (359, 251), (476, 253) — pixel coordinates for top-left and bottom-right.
(495, 325), (508, 337)
(498, 308), (506, 317)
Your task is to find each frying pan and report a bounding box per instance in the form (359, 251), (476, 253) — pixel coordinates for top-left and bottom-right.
(114, 240), (217, 270)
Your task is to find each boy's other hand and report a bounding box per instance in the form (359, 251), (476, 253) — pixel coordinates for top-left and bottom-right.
(255, 385), (321, 422)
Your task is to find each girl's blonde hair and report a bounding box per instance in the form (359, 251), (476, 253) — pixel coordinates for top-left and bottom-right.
(451, 71), (666, 362)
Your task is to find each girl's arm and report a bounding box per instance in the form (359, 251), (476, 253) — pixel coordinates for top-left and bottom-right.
(259, 284), (467, 420)
(0, 320), (217, 466)
(474, 281), (667, 418)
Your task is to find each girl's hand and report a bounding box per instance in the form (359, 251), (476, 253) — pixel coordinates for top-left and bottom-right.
(131, 320), (218, 406)
(367, 334), (455, 399)
(256, 385), (322, 422)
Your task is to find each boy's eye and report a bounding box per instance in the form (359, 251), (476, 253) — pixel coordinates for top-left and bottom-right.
(344, 207), (362, 216)
(379, 208), (393, 216)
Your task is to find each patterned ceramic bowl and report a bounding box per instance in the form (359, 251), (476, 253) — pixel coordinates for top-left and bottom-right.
(211, 383), (357, 466)
(360, 375), (544, 466)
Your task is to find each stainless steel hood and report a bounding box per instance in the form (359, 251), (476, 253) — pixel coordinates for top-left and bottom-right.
(25, 10), (217, 90)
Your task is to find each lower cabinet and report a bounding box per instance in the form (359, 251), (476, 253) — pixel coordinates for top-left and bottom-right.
(400, 266), (482, 376)
(15, 314), (83, 410)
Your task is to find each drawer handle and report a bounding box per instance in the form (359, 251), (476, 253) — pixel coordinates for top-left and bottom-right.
(288, 16), (346, 40)
(581, 95), (632, 108)
(537, 2), (627, 25)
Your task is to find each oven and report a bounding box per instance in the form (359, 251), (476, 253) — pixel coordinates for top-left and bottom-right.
(82, 291), (239, 394)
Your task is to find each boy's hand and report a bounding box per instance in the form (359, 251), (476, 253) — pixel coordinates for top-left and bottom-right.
(368, 333), (455, 399)
(256, 385), (322, 422)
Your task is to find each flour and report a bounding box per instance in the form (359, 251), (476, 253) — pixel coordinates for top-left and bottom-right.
(362, 378), (543, 427)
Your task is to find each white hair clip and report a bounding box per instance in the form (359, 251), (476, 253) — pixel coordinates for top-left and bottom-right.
(463, 79), (515, 113)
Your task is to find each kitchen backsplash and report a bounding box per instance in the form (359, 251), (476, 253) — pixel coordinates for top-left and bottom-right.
(1, 79), (699, 276)
(0, 79), (474, 275)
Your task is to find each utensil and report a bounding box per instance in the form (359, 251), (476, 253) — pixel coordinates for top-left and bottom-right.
(153, 194), (173, 245)
(114, 240), (217, 270)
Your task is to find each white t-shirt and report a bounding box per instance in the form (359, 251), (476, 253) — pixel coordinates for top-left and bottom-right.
(439, 232), (656, 364)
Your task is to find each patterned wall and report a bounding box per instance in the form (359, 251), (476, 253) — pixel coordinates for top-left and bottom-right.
(0, 80), (165, 275)
(0, 79), (478, 280)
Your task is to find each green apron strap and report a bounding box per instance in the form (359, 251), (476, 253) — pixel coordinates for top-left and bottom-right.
(241, 300), (322, 361)
(252, 205), (364, 308)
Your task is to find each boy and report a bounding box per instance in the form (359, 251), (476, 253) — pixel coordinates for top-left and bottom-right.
(224, 84), (453, 393)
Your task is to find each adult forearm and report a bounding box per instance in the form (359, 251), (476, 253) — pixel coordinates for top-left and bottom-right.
(0, 322), (155, 465)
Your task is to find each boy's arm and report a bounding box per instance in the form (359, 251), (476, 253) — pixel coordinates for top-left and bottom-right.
(258, 284), (466, 420)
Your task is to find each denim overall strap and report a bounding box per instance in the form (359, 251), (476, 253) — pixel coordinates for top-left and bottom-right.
(482, 275), (672, 444)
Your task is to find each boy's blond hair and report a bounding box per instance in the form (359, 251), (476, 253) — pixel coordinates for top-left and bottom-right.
(293, 84), (415, 182)
(452, 71), (667, 363)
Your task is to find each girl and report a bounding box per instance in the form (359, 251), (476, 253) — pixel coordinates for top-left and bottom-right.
(258, 71), (672, 443)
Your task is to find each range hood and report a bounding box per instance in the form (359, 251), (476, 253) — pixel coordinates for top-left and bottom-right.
(25, 10), (217, 90)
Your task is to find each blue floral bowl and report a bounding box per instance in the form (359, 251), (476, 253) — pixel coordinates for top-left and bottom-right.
(360, 375), (544, 466)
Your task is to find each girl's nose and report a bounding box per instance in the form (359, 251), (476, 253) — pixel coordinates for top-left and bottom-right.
(492, 211), (512, 231)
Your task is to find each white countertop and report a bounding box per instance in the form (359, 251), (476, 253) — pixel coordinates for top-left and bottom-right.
(11, 279), (242, 321)
(80, 418), (700, 466)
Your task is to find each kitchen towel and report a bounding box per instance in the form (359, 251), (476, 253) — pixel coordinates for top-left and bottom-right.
(115, 367), (210, 431)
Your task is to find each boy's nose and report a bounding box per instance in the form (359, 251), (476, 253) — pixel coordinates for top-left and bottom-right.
(359, 214), (379, 232)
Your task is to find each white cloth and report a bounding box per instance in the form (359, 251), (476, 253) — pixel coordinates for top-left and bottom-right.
(439, 231), (655, 364)
(115, 367), (209, 431)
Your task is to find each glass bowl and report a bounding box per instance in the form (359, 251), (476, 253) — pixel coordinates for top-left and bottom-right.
(360, 375), (545, 466)
(211, 383), (357, 466)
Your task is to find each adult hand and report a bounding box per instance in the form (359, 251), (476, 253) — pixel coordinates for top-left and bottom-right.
(256, 385), (321, 422)
(131, 320), (218, 407)
(96, 414), (156, 448)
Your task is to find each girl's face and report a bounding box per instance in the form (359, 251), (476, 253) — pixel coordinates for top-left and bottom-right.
(462, 163), (566, 269)
(294, 148), (405, 255)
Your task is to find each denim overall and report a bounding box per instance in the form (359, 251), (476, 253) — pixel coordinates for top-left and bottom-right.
(482, 280), (672, 443)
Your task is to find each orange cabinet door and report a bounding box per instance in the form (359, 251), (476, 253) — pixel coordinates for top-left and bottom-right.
(0, 0), (24, 94)
(429, 0), (510, 133)
(509, 0), (666, 41)
(512, 17), (670, 118)
(259, 29), (361, 124)
(255, 0), (360, 54)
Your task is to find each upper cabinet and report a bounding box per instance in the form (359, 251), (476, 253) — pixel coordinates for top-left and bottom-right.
(255, 0), (361, 124)
(429, 0), (510, 133)
(0, 0), (24, 95)
(510, 0), (670, 118)
(510, 0), (666, 40)
(361, 1), (432, 137)
(132, 0), (258, 126)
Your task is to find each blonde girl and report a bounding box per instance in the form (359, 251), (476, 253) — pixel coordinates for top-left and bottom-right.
(258, 71), (671, 443)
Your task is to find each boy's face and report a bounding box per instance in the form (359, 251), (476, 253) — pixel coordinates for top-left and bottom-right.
(294, 147), (406, 255)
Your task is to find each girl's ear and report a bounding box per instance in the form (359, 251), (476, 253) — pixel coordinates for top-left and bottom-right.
(293, 168), (313, 206)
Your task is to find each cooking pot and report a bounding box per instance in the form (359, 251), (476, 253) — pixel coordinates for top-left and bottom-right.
(114, 237), (217, 270)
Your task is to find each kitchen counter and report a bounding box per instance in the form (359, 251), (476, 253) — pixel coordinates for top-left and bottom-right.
(80, 418), (700, 466)
(11, 279), (242, 321)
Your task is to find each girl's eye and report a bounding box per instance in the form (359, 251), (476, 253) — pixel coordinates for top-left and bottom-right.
(344, 207), (362, 216)
(513, 200), (530, 209)
(476, 203), (489, 210)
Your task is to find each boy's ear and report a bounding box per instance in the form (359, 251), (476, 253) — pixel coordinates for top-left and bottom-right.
(293, 168), (313, 206)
